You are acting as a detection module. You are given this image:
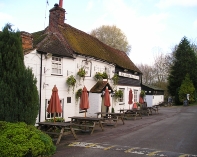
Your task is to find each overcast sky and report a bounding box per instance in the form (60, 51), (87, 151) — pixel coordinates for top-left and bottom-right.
(0, 0), (197, 65)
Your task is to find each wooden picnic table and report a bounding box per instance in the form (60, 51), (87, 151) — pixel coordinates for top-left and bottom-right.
(147, 105), (159, 114)
(119, 109), (142, 120)
(68, 116), (104, 135)
(37, 122), (77, 145)
(95, 112), (125, 127)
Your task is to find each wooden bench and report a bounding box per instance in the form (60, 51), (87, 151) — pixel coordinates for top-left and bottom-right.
(68, 117), (104, 135)
(148, 105), (159, 114)
(124, 109), (142, 120)
(37, 122), (77, 145)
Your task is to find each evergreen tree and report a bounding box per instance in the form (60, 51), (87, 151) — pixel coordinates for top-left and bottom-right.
(178, 74), (195, 103)
(168, 37), (197, 104)
(0, 24), (39, 125)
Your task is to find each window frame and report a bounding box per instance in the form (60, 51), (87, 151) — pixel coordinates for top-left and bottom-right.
(134, 90), (138, 102)
(45, 99), (64, 120)
(51, 56), (63, 75)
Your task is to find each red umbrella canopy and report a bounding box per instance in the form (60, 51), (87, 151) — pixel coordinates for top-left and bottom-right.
(80, 86), (90, 110)
(104, 87), (111, 107)
(128, 89), (133, 104)
(139, 96), (144, 104)
(47, 85), (62, 113)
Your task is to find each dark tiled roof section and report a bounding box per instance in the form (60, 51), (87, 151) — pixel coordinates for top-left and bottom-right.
(37, 33), (73, 58)
(90, 81), (114, 93)
(32, 30), (47, 48)
(142, 84), (164, 91)
(32, 30), (74, 58)
(59, 24), (141, 73)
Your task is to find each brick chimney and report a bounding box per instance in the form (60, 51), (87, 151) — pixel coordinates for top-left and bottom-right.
(21, 31), (33, 52)
(49, 2), (66, 32)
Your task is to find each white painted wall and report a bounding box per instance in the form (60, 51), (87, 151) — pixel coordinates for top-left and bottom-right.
(24, 52), (117, 122)
(24, 51), (142, 122)
(145, 95), (164, 107)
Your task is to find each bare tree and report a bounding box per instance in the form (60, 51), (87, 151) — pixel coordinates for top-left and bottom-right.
(137, 63), (154, 84)
(153, 53), (169, 84)
(90, 25), (131, 55)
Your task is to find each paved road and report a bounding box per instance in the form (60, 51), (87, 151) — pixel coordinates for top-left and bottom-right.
(52, 106), (197, 157)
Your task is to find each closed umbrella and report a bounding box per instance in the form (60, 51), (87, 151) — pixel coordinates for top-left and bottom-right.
(80, 86), (89, 117)
(139, 96), (144, 104)
(104, 87), (111, 113)
(47, 85), (62, 122)
(128, 89), (133, 109)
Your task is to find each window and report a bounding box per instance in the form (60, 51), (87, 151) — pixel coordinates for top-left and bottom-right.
(134, 90), (138, 102)
(45, 99), (64, 120)
(52, 56), (62, 75)
(119, 88), (125, 102)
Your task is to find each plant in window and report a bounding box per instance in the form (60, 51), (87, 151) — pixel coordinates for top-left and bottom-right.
(94, 72), (108, 81)
(102, 72), (108, 79)
(114, 90), (123, 101)
(112, 73), (119, 85)
(94, 72), (103, 81)
(75, 88), (82, 102)
(77, 67), (86, 81)
(66, 75), (76, 92)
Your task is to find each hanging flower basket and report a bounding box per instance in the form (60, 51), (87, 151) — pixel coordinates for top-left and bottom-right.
(112, 73), (119, 85)
(66, 75), (76, 92)
(140, 90), (146, 98)
(75, 88), (82, 102)
(77, 68), (86, 81)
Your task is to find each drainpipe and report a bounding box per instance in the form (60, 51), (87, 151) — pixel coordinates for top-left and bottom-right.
(39, 53), (43, 122)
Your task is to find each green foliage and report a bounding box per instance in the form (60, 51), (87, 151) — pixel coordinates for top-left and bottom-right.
(168, 37), (197, 104)
(112, 73), (119, 85)
(0, 121), (56, 157)
(90, 25), (131, 55)
(140, 90), (146, 98)
(45, 117), (65, 122)
(178, 74), (195, 103)
(94, 72), (108, 81)
(102, 72), (108, 79)
(66, 75), (76, 92)
(111, 107), (115, 113)
(75, 88), (82, 102)
(114, 90), (123, 100)
(77, 67), (86, 80)
(0, 24), (39, 125)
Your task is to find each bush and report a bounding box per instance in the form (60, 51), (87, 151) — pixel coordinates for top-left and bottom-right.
(0, 121), (56, 157)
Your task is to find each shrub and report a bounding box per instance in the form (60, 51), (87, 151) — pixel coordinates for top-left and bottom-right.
(0, 121), (56, 157)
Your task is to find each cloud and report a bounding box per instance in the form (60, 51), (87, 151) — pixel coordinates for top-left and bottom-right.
(156, 0), (197, 8)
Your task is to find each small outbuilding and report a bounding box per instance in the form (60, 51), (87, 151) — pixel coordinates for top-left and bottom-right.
(141, 84), (164, 107)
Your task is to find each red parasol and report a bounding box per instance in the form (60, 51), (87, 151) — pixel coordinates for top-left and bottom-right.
(80, 86), (89, 117)
(104, 87), (111, 113)
(132, 102), (137, 109)
(47, 85), (62, 122)
(139, 96), (144, 104)
(128, 89), (133, 109)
